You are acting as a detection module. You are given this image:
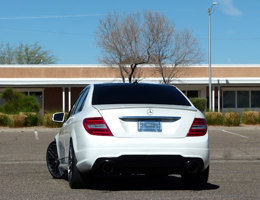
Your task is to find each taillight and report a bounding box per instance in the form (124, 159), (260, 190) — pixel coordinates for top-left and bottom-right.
(83, 117), (113, 136)
(187, 118), (207, 137)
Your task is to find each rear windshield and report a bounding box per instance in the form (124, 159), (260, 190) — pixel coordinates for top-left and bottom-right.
(92, 83), (191, 106)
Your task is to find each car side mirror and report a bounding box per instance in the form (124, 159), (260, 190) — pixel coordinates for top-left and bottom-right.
(52, 112), (65, 123)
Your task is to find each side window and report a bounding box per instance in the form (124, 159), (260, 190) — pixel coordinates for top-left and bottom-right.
(74, 88), (89, 114)
(67, 88), (86, 119)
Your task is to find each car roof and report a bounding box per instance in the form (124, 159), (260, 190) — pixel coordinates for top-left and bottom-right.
(93, 83), (176, 88)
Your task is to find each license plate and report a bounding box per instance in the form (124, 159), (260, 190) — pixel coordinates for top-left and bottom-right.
(138, 121), (162, 132)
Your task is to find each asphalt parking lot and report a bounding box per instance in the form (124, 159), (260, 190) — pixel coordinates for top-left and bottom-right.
(0, 126), (259, 200)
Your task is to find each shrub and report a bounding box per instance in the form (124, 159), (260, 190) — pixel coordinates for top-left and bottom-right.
(205, 112), (223, 125)
(0, 114), (11, 126)
(0, 103), (17, 114)
(224, 112), (240, 126)
(9, 115), (27, 127)
(241, 111), (259, 125)
(24, 114), (43, 127)
(189, 98), (207, 113)
(0, 88), (40, 114)
(21, 96), (40, 113)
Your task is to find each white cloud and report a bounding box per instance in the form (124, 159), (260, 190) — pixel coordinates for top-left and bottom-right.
(218, 0), (242, 16)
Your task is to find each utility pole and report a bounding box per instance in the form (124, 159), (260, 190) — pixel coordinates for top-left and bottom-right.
(208, 2), (217, 111)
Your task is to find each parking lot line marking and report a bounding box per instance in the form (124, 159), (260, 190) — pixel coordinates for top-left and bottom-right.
(211, 160), (260, 163)
(221, 129), (249, 139)
(0, 161), (45, 164)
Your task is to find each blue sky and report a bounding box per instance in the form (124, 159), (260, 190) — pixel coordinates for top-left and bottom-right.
(0, 0), (259, 64)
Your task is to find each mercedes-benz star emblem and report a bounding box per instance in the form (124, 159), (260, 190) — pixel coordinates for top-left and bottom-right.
(147, 108), (153, 115)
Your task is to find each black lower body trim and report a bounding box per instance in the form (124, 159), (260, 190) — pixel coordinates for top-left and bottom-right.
(92, 155), (204, 175)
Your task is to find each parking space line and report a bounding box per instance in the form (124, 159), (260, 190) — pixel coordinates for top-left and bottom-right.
(211, 160), (260, 163)
(0, 161), (45, 164)
(221, 129), (249, 139)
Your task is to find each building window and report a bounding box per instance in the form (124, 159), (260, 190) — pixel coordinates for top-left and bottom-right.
(237, 91), (249, 108)
(251, 91), (260, 108)
(223, 89), (260, 110)
(223, 91), (235, 108)
(187, 90), (199, 98)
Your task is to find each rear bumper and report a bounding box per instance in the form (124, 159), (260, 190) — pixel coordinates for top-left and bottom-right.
(91, 155), (204, 175)
(74, 134), (209, 174)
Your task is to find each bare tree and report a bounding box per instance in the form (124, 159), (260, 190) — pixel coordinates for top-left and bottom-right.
(96, 11), (203, 83)
(96, 12), (152, 83)
(156, 29), (203, 84)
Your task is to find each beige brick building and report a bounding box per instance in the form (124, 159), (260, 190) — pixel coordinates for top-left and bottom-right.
(1, 64), (260, 114)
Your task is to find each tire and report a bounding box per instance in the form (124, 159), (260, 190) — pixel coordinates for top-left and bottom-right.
(46, 141), (64, 179)
(181, 166), (209, 189)
(68, 141), (85, 189)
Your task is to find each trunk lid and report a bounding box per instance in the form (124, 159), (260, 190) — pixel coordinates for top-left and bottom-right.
(93, 104), (197, 138)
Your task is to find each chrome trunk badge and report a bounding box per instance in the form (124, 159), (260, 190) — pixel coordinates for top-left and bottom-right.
(147, 108), (153, 115)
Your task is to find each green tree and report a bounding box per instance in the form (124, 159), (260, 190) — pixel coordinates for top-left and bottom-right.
(0, 43), (15, 64)
(0, 42), (57, 64)
(0, 88), (40, 114)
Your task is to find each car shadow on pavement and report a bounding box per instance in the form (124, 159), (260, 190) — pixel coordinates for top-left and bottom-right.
(85, 174), (219, 191)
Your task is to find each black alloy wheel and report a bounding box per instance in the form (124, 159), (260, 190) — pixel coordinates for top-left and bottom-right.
(68, 141), (85, 189)
(46, 141), (64, 179)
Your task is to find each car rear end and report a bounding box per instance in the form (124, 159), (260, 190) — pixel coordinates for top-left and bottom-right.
(74, 83), (209, 177)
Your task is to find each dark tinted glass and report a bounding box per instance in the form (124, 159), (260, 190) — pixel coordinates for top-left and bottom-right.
(223, 91), (235, 108)
(251, 91), (260, 107)
(237, 91), (249, 108)
(92, 84), (191, 106)
(75, 88), (89, 113)
(187, 90), (199, 98)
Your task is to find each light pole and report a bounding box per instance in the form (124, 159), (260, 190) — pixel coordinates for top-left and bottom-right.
(208, 2), (216, 111)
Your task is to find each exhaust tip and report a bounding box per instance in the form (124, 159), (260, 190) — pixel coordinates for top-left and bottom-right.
(101, 160), (114, 174)
(185, 160), (200, 174)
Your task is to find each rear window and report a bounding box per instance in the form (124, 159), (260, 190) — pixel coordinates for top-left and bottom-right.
(92, 83), (191, 106)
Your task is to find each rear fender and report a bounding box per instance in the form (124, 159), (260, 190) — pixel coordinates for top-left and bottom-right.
(55, 134), (64, 164)
(70, 128), (78, 159)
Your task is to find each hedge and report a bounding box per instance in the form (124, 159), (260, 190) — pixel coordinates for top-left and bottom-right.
(9, 114), (27, 127)
(0, 113), (43, 127)
(1, 111), (260, 128)
(242, 111), (259, 125)
(205, 112), (223, 125)
(189, 98), (207, 113)
(0, 113), (65, 128)
(0, 114), (11, 126)
(224, 112), (240, 126)
(24, 114), (43, 127)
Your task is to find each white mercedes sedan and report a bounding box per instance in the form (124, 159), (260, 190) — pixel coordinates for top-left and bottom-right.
(46, 83), (209, 189)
